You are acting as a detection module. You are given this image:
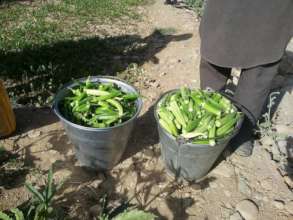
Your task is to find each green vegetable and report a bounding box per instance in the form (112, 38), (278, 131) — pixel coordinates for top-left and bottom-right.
(159, 119), (174, 136)
(216, 116), (238, 137)
(192, 139), (209, 145)
(169, 100), (187, 128)
(215, 112), (236, 127)
(156, 87), (241, 145)
(106, 99), (123, 117)
(186, 118), (201, 132)
(122, 93), (139, 101)
(182, 115), (212, 138)
(157, 110), (178, 136)
(60, 78), (138, 128)
(84, 89), (110, 96)
(201, 102), (221, 116)
(208, 125), (216, 146)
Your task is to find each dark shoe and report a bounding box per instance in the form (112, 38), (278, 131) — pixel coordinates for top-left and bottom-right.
(229, 117), (255, 157)
(235, 139), (254, 157)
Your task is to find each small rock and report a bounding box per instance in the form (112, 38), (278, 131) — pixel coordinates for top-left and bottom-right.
(284, 176), (293, 189)
(238, 176), (252, 195)
(236, 199), (259, 220)
(160, 72), (167, 76)
(278, 164), (287, 176)
(89, 204), (102, 217)
(212, 162), (235, 178)
(273, 200), (285, 209)
(261, 136), (274, 147)
(272, 144), (281, 162)
(230, 212), (243, 220)
(275, 90), (293, 124)
(277, 140), (288, 155)
(285, 200), (293, 215)
(28, 130), (41, 138)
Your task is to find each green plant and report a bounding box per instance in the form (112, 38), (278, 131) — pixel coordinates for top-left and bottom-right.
(0, 0), (149, 107)
(184, 0), (205, 17)
(25, 168), (64, 220)
(0, 145), (6, 158)
(98, 209), (155, 220)
(256, 91), (287, 142)
(114, 209), (155, 220)
(0, 167), (64, 220)
(0, 208), (24, 220)
(96, 195), (155, 220)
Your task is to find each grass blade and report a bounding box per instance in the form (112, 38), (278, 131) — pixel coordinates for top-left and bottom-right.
(46, 168), (53, 201)
(0, 212), (13, 220)
(114, 209), (156, 220)
(25, 183), (45, 203)
(10, 208), (24, 220)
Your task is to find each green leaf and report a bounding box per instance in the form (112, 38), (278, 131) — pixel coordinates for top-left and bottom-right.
(47, 178), (65, 202)
(26, 205), (35, 219)
(55, 178), (65, 192)
(10, 208), (24, 220)
(25, 182), (45, 203)
(46, 168), (53, 201)
(114, 209), (156, 220)
(33, 204), (45, 220)
(0, 212), (12, 220)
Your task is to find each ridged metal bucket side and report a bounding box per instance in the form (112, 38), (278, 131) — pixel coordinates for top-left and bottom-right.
(154, 90), (243, 181)
(53, 76), (143, 170)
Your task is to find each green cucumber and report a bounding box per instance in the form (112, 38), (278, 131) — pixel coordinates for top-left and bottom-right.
(159, 119), (178, 136)
(84, 89), (110, 96)
(216, 112), (237, 127)
(192, 139), (209, 145)
(216, 117), (238, 136)
(208, 125), (216, 146)
(186, 118), (201, 132)
(202, 102), (221, 116)
(106, 99), (123, 116)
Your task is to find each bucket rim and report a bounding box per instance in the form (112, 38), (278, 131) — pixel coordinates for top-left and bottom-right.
(154, 89), (244, 147)
(52, 76), (143, 131)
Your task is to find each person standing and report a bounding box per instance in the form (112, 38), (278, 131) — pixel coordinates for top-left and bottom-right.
(199, 0), (293, 156)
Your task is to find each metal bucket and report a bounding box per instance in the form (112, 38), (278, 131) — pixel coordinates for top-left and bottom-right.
(154, 90), (243, 181)
(53, 76), (143, 170)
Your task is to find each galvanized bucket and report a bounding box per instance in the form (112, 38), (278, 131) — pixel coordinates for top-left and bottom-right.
(154, 90), (243, 181)
(53, 76), (143, 170)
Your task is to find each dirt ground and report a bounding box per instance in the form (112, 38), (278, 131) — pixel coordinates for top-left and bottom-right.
(1, 1), (293, 220)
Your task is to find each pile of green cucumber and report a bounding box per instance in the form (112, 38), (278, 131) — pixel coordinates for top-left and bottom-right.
(60, 79), (139, 128)
(156, 87), (242, 145)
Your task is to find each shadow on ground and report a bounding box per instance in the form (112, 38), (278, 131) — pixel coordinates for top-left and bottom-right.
(122, 105), (159, 161)
(1, 30), (192, 106)
(13, 107), (58, 134)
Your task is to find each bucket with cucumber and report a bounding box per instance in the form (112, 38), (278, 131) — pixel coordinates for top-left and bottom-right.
(154, 87), (243, 181)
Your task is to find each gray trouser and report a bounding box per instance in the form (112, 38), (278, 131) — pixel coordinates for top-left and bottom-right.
(200, 58), (280, 125)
